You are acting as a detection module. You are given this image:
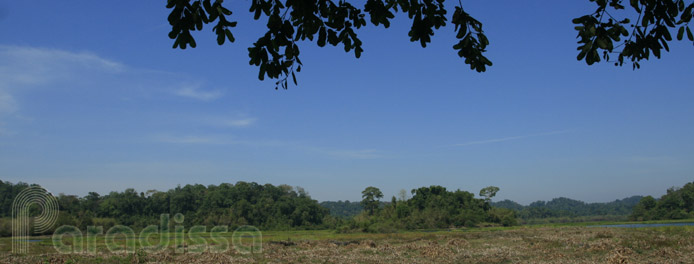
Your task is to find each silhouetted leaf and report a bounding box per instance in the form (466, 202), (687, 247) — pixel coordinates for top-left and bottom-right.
(225, 29), (235, 43)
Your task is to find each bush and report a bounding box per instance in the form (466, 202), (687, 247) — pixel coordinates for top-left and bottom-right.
(92, 217), (117, 231)
(366, 222), (398, 233)
(500, 215), (517, 226)
(488, 207), (518, 226)
(0, 218), (11, 237)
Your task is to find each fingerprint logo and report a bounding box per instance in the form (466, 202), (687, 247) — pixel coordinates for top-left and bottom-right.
(12, 186), (59, 254)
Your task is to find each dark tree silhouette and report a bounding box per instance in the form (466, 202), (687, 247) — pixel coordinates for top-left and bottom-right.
(166, 0), (490, 89)
(574, 0), (694, 68)
(166, 0), (694, 89)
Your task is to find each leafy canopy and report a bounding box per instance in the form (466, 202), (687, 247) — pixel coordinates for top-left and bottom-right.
(574, 0), (694, 69)
(361, 186), (383, 215)
(479, 186), (499, 202)
(166, 0), (694, 88)
(166, 0), (490, 89)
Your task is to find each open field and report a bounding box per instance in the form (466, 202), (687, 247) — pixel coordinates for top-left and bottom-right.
(2, 224), (694, 263)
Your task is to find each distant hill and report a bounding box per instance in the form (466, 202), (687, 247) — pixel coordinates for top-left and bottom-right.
(492, 196), (643, 219)
(320, 200), (363, 219)
(492, 199), (525, 211)
(322, 196), (645, 220)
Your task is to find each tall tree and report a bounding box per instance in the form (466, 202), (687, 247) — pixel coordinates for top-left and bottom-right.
(479, 186), (500, 203)
(397, 189), (408, 201)
(361, 186), (384, 215)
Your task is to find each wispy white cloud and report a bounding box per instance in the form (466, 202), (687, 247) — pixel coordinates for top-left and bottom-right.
(218, 118), (256, 127)
(0, 121), (11, 136)
(0, 45), (235, 138)
(456, 135), (528, 146)
(0, 46), (220, 103)
(0, 46), (129, 136)
(620, 156), (681, 164)
(455, 130), (569, 147)
(0, 45), (124, 87)
(153, 133), (383, 159)
(152, 134), (284, 147)
(153, 135), (232, 145)
(0, 91), (16, 135)
(203, 116), (257, 128)
(174, 84), (223, 101)
(0, 90), (16, 115)
(318, 149), (383, 159)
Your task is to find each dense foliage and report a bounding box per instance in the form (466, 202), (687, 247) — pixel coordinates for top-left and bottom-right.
(575, 0), (694, 68)
(166, 0), (491, 89)
(631, 181), (694, 220)
(319, 200), (363, 219)
(5, 179), (694, 236)
(0, 180), (329, 236)
(492, 196), (643, 222)
(0, 180), (34, 218)
(0, 181), (37, 236)
(340, 185), (517, 233)
(166, 0), (694, 89)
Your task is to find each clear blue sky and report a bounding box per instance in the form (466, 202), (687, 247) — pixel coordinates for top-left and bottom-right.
(0, 1), (692, 204)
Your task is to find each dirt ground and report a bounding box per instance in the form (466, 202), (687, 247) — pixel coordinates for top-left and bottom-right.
(2, 226), (694, 263)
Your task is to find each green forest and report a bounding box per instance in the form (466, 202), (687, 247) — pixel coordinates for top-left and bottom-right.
(492, 196), (643, 224)
(2, 179), (694, 237)
(0, 181), (329, 236)
(321, 194), (644, 224)
(631, 182), (694, 220)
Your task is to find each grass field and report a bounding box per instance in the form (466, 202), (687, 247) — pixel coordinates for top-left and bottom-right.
(2, 222), (694, 263)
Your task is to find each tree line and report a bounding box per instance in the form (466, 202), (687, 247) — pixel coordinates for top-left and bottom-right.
(335, 185), (517, 233)
(0, 180), (330, 236)
(324, 191), (645, 224)
(492, 196), (643, 223)
(0, 180), (512, 235)
(631, 181), (694, 220)
(319, 200), (362, 219)
(2, 179), (694, 236)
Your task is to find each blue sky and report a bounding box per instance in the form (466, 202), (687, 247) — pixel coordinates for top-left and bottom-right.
(0, 1), (692, 204)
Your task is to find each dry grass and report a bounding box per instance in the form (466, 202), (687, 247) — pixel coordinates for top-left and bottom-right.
(3, 226), (694, 263)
